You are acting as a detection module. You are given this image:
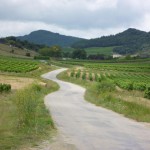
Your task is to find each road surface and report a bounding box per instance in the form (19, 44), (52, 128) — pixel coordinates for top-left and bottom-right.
(42, 68), (150, 150)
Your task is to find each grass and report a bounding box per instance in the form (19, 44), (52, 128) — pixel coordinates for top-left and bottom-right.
(0, 56), (60, 149)
(57, 70), (150, 122)
(0, 80), (59, 150)
(62, 46), (114, 56)
(85, 47), (114, 56)
(0, 43), (38, 58)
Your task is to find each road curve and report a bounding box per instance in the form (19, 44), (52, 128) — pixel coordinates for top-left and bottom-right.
(42, 68), (150, 150)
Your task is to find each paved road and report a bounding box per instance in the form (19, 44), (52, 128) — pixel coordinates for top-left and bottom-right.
(42, 68), (150, 150)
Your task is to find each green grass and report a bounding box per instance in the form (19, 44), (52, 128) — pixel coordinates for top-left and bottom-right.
(85, 47), (114, 56)
(0, 57), (60, 149)
(62, 47), (75, 53)
(0, 80), (59, 150)
(57, 70), (150, 122)
(62, 46), (114, 56)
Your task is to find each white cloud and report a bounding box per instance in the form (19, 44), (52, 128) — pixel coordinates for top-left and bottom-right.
(0, 0), (150, 38)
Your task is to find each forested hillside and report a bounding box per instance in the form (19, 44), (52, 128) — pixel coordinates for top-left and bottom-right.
(18, 30), (84, 47)
(72, 28), (150, 55)
(0, 36), (45, 51)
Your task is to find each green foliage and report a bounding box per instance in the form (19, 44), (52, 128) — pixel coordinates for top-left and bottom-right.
(70, 70), (75, 77)
(82, 71), (86, 80)
(72, 28), (150, 55)
(0, 83), (11, 92)
(72, 49), (87, 59)
(14, 83), (55, 129)
(39, 45), (62, 57)
(58, 70), (150, 122)
(0, 36), (45, 51)
(34, 56), (49, 60)
(0, 81), (58, 149)
(75, 69), (81, 78)
(0, 58), (38, 73)
(94, 81), (115, 94)
(85, 47), (113, 56)
(89, 72), (93, 81)
(144, 86), (150, 99)
(94, 73), (99, 82)
(18, 30), (83, 47)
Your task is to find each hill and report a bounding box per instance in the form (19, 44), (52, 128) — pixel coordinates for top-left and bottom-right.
(72, 28), (150, 56)
(0, 43), (38, 58)
(18, 30), (84, 47)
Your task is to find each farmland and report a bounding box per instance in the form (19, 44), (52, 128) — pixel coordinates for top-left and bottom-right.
(0, 56), (59, 149)
(62, 46), (114, 56)
(0, 57), (39, 73)
(57, 59), (150, 122)
(85, 47), (113, 56)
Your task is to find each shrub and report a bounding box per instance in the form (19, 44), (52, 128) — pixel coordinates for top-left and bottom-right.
(82, 71), (86, 80)
(70, 70), (75, 77)
(75, 69), (81, 78)
(89, 72), (93, 81)
(0, 83), (11, 92)
(94, 73), (99, 82)
(144, 86), (150, 99)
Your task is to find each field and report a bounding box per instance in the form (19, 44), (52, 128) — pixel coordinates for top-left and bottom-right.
(57, 59), (150, 122)
(0, 44), (38, 58)
(0, 57), (39, 73)
(0, 56), (59, 149)
(62, 46), (114, 56)
(85, 47), (113, 56)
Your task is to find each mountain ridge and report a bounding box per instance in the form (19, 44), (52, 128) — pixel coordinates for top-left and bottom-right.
(72, 28), (150, 55)
(17, 30), (84, 47)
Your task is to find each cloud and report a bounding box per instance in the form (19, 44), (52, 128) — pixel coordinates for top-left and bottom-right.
(0, 0), (150, 38)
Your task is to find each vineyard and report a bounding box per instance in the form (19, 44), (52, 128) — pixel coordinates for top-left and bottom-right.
(67, 60), (150, 99)
(0, 58), (39, 73)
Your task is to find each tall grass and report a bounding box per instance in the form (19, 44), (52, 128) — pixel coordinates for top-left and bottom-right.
(0, 81), (58, 149)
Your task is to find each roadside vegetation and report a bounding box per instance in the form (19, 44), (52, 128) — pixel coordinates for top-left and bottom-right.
(0, 56), (59, 149)
(57, 60), (150, 122)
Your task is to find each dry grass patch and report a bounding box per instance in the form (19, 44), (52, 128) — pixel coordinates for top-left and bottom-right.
(0, 75), (35, 90)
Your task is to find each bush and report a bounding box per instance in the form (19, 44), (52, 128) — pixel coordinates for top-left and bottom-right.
(126, 82), (133, 90)
(144, 86), (150, 99)
(70, 70), (75, 77)
(89, 72), (93, 81)
(75, 69), (81, 78)
(82, 72), (86, 80)
(34, 56), (49, 60)
(94, 73), (99, 82)
(0, 83), (11, 92)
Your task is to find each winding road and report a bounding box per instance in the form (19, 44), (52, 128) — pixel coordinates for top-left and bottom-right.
(42, 68), (150, 150)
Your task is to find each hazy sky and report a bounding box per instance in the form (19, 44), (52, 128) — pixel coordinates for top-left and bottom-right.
(0, 0), (150, 38)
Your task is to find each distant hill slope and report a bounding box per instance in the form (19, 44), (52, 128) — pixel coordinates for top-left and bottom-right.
(18, 30), (84, 47)
(0, 44), (38, 58)
(72, 28), (150, 55)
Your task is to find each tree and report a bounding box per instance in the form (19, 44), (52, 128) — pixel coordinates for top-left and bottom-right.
(39, 45), (62, 58)
(72, 49), (87, 59)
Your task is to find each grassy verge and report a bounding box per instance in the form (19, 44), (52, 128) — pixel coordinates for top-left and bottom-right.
(57, 70), (150, 122)
(0, 80), (59, 150)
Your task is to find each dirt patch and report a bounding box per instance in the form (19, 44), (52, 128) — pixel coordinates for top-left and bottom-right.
(0, 75), (34, 90)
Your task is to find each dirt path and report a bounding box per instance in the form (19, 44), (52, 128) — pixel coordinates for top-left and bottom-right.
(42, 68), (150, 150)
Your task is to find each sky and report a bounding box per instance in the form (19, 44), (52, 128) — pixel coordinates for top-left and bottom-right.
(0, 0), (150, 39)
